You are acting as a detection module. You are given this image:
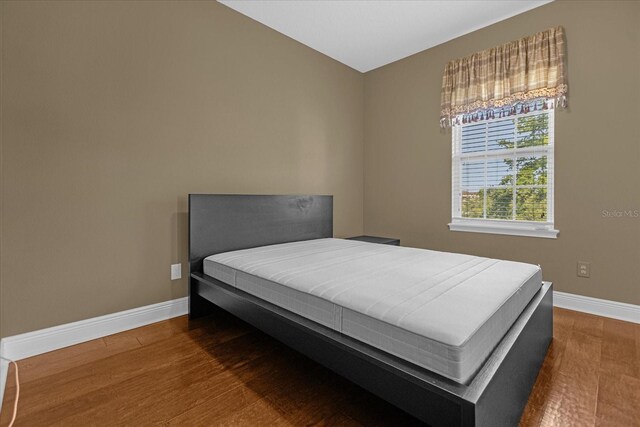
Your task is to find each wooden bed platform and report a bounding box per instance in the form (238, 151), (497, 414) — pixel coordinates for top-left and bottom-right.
(188, 194), (553, 427)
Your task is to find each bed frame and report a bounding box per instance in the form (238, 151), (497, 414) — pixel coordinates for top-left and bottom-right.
(189, 194), (553, 427)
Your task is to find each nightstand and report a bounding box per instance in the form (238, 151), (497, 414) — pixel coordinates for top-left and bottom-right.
(346, 235), (400, 246)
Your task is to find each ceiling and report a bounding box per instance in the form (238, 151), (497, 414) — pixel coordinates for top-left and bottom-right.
(219, 0), (552, 73)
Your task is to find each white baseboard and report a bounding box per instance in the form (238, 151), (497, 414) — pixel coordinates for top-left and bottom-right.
(0, 292), (637, 360)
(1, 297), (188, 362)
(0, 356), (8, 410)
(554, 291), (640, 324)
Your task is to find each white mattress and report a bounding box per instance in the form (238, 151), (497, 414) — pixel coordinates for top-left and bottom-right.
(203, 238), (542, 384)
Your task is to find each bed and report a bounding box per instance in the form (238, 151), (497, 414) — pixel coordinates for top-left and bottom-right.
(189, 194), (552, 426)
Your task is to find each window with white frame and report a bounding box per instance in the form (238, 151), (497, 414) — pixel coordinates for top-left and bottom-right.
(449, 100), (559, 238)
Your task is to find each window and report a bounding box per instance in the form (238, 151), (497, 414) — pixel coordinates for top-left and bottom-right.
(449, 101), (559, 238)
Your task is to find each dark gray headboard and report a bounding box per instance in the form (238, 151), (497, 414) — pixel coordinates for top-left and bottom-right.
(189, 194), (333, 274)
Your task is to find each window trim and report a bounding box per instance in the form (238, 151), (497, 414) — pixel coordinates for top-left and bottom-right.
(449, 106), (558, 239)
(448, 219), (559, 238)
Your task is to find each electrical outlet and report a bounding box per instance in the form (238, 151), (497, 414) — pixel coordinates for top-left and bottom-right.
(577, 261), (590, 278)
(171, 263), (182, 280)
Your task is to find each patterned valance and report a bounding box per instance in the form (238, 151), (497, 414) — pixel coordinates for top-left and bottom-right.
(440, 26), (567, 128)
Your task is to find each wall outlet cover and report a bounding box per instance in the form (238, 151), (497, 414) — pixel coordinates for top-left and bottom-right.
(171, 263), (182, 280)
(577, 261), (590, 278)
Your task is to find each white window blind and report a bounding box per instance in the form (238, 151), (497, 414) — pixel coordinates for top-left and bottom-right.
(449, 104), (558, 238)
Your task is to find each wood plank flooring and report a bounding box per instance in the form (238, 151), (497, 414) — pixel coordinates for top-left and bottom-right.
(1, 307), (638, 426)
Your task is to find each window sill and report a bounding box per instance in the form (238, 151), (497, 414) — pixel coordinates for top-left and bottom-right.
(448, 222), (559, 239)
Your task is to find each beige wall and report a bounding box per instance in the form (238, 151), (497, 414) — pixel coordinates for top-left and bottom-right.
(0, 1), (4, 338)
(364, 0), (640, 305)
(0, 1), (364, 337)
(2, 0), (638, 338)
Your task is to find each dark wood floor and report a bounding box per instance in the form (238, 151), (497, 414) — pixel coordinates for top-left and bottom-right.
(1, 307), (638, 426)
